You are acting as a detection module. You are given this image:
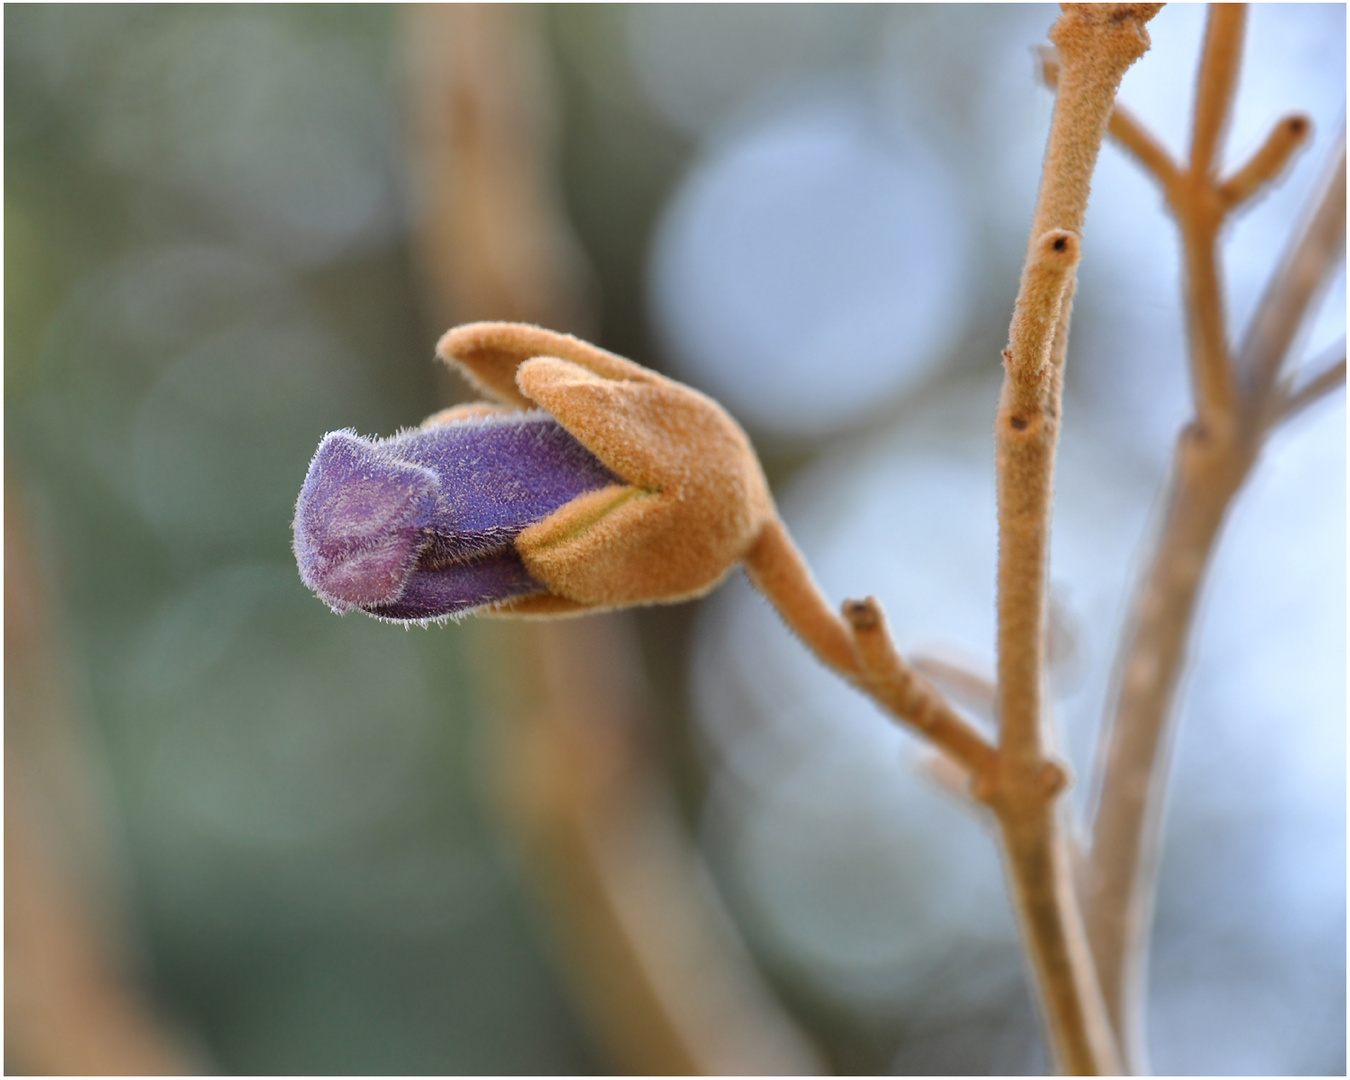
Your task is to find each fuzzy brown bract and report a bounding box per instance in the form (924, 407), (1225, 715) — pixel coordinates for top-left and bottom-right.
(436, 322), (776, 615)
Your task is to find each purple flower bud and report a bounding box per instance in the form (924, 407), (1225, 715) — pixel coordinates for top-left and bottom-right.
(294, 411), (619, 622)
(298, 322), (778, 622)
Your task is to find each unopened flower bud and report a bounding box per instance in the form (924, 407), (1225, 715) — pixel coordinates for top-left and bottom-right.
(293, 322), (774, 621)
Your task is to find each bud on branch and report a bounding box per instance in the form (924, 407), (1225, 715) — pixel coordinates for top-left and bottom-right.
(294, 322), (774, 622)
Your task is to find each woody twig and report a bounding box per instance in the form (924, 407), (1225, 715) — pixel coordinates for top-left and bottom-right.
(742, 521), (999, 789)
(749, 8), (1165, 1072)
(985, 6), (1161, 1073)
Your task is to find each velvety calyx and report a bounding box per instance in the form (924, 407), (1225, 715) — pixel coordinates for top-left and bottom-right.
(435, 322), (777, 616)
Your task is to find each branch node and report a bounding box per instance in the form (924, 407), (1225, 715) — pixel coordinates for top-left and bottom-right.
(743, 519), (861, 679)
(841, 597), (880, 632)
(1039, 759), (1071, 799)
(970, 764), (1000, 806)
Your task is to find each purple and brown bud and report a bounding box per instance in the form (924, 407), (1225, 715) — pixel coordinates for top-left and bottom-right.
(293, 323), (774, 622)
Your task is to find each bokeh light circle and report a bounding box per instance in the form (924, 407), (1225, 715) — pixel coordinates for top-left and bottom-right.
(649, 92), (972, 439)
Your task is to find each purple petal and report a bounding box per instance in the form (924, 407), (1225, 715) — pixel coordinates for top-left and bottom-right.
(365, 549), (544, 621)
(294, 412), (620, 622)
(384, 411), (619, 561)
(294, 431), (439, 609)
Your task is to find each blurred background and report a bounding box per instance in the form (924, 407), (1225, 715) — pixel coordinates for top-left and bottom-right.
(5, 4), (1344, 1075)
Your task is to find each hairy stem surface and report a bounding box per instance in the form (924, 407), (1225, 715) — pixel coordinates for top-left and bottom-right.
(990, 5), (1159, 1073)
(744, 520), (999, 782)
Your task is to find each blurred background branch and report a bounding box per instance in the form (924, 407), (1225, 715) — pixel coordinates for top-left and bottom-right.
(6, 480), (200, 1075)
(403, 3), (594, 336)
(402, 5), (820, 1073)
(1078, 12), (1347, 1066)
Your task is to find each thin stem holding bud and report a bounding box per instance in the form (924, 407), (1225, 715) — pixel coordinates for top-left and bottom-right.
(743, 520), (997, 781)
(841, 598), (998, 786)
(742, 518), (861, 680)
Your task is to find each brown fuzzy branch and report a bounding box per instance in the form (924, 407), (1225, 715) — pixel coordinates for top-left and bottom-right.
(985, 6), (1161, 1074)
(1175, 7), (1253, 423)
(997, 229), (1080, 773)
(1027, 6), (1160, 244)
(1219, 113), (1312, 207)
(742, 522), (999, 785)
(1177, 209), (1239, 424)
(1040, 48), (1181, 191)
(842, 598), (998, 786)
(1002, 230), (1082, 417)
(742, 517), (863, 680)
(1083, 425), (1253, 1070)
